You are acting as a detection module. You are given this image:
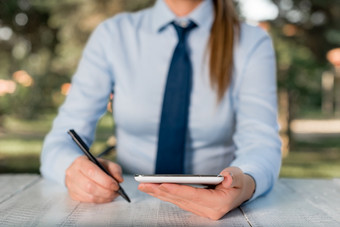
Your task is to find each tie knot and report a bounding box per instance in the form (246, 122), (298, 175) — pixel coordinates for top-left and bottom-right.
(172, 21), (197, 40)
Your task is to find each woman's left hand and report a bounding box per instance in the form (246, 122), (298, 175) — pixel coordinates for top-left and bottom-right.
(138, 167), (255, 220)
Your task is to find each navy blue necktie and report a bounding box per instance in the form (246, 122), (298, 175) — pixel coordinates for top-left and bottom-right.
(155, 21), (197, 174)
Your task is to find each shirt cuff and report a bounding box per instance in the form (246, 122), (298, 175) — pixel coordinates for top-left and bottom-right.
(236, 164), (272, 203)
(40, 147), (82, 187)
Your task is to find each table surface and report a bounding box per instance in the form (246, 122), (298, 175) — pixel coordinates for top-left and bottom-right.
(0, 174), (339, 227)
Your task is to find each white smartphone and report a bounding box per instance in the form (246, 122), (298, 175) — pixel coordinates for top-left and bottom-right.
(134, 174), (224, 185)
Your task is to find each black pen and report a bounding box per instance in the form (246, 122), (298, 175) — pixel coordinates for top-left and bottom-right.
(67, 129), (131, 203)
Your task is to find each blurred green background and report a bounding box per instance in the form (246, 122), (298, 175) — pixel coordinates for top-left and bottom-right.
(0, 0), (339, 178)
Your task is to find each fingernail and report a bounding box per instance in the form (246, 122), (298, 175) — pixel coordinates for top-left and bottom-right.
(138, 184), (145, 190)
(228, 172), (234, 183)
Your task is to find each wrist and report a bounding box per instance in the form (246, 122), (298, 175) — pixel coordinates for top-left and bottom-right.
(243, 173), (256, 201)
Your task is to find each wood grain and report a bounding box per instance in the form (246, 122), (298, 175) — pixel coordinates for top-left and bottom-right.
(241, 178), (340, 226)
(0, 175), (249, 226)
(0, 174), (40, 204)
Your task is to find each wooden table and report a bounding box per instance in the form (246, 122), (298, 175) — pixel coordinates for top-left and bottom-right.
(0, 174), (339, 226)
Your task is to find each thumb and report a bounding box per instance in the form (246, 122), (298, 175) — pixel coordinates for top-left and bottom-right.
(220, 167), (243, 188)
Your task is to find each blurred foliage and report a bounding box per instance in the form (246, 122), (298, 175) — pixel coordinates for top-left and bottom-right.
(1, 0), (340, 176)
(0, 0), (154, 124)
(0, 113), (115, 173)
(269, 0), (340, 118)
(1, 112), (339, 177)
(0, 0), (339, 125)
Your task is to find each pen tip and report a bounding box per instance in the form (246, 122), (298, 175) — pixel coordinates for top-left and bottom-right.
(118, 187), (131, 203)
(124, 196), (131, 203)
(120, 191), (131, 203)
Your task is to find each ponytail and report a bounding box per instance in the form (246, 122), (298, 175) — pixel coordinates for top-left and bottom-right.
(209, 0), (240, 101)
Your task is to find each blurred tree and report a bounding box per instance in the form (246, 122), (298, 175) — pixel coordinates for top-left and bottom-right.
(1, 0), (339, 128)
(266, 0), (340, 147)
(0, 0), (154, 127)
(272, 0), (340, 59)
(0, 0), (56, 125)
(271, 0), (340, 109)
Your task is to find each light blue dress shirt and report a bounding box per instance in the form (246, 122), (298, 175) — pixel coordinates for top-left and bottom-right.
(41, 0), (282, 201)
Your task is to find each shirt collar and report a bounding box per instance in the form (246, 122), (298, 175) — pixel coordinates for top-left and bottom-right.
(151, 0), (214, 33)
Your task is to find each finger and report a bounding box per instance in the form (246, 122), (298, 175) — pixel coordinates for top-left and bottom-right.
(99, 159), (124, 183)
(160, 183), (235, 210)
(139, 183), (203, 201)
(139, 183), (226, 210)
(139, 184), (207, 214)
(139, 183), (225, 207)
(220, 167), (243, 188)
(220, 171), (233, 188)
(67, 175), (118, 203)
(159, 184), (215, 204)
(138, 183), (159, 194)
(139, 183), (228, 220)
(66, 165), (117, 201)
(78, 157), (119, 191)
(65, 156), (119, 203)
(75, 170), (119, 200)
(158, 186), (235, 220)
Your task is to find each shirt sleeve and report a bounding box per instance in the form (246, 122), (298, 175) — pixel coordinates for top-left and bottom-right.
(40, 22), (114, 185)
(230, 27), (282, 201)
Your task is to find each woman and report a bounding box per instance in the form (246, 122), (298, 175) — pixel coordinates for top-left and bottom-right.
(41, 0), (281, 220)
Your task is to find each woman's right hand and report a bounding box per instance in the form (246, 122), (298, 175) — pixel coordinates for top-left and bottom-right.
(65, 156), (123, 203)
